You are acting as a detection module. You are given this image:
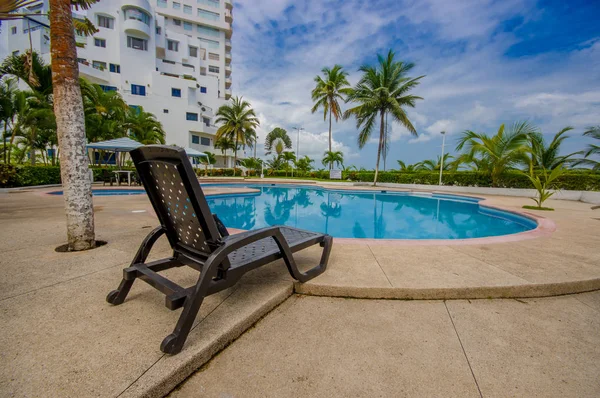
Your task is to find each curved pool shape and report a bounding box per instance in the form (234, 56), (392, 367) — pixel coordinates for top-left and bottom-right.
(49, 189), (145, 196)
(206, 185), (537, 240)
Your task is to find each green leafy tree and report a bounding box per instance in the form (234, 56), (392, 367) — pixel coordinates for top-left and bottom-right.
(311, 64), (352, 161)
(344, 50), (424, 185)
(527, 127), (580, 173)
(214, 136), (235, 167)
(264, 127), (292, 155)
(215, 96), (259, 176)
(0, 78), (17, 163)
(455, 122), (536, 186)
(575, 126), (600, 170)
(199, 151), (216, 176)
(80, 79), (129, 143)
(396, 160), (419, 172)
(414, 154), (454, 171)
(295, 155), (314, 174)
(126, 106), (165, 144)
(322, 150), (344, 169)
(281, 151), (296, 177)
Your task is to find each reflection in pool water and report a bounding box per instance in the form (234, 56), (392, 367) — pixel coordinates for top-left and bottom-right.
(206, 186), (536, 240)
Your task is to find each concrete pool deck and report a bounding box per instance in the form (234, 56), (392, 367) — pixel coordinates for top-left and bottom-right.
(0, 183), (599, 397)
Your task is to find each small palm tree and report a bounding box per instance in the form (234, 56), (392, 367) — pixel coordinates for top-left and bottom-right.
(575, 126), (600, 170)
(215, 96), (259, 176)
(214, 136), (236, 168)
(527, 127), (580, 172)
(199, 151), (216, 176)
(522, 166), (566, 209)
(264, 127), (292, 155)
(322, 150), (344, 169)
(311, 65), (352, 162)
(295, 156), (314, 174)
(281, 151), (296, 176)
(396, 160), (419, 172)
(414, 154), (454, 171)
(456, 122), (536, 186)
(126, 107), (165, 144)
(344, 50), (424, 185)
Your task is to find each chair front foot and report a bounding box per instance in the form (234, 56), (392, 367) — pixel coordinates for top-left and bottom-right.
(161, 333), (183, 355)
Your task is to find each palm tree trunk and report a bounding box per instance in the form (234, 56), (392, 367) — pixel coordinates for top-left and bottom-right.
(233, 135), (238, 176)
(3, 123), (7, 164)
(50, 0), (95, 251)
(254, 137), (257, 158)
(30, 128), (36, 165)
(373, 111), (385, 186)
(328, 107), (332, 170)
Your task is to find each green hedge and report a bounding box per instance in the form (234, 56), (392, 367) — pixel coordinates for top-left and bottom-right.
(2, 165), (599, 191)
(345, 171), (600, 191)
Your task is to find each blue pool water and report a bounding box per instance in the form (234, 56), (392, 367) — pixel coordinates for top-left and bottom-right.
(49, 189), (145, 196)
(205, 185), (537, 240)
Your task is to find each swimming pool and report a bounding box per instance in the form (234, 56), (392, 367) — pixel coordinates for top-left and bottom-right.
(205, 185), (537, 240)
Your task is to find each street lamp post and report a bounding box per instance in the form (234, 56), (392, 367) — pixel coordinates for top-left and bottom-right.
(293, 127), (303, 178)
(439, 131), (446, 185)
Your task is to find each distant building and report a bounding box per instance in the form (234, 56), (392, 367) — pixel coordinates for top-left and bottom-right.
(0, 0), (237, 167)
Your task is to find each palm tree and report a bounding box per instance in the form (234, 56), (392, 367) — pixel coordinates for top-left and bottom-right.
(455, 122), (536, 186)
(214, 136), (236, 167)
(575, 126), (600, 170)
(281, 151), (296, 176)
(11, 91), (55, 165)
(344, 50), (424, 185)
(322, 150), (344, 169)
(396, 160), (419, 172)
(0, 52), (53, 97)
(527, 127), (581, 172)
(81, 79), (129, 143)
(239, 157), (262, 175)
(215, 96), (259, 176)
(0, 78), (17, 163)
(295, 155), (314, 174)
(264, 127), (292, 155)
(199, 151), (216, 176)
(126, 106), (165, 144)
(414, 154), (454, 171)
(311, 65), (352, 162)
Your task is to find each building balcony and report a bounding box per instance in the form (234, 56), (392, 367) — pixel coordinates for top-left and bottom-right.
(224, 0), (232, 10)
(225, 52), (232, 64)
(225, 87), (232, 99)
(225, 28), (232, 39)
(123, 18), (151, 38)
(225, 64), (231, 76)
(225, 77), (232, 88)
(78, 60), (109, 83)
(225, 39), (232, 50)
(224, 9), (233, 24)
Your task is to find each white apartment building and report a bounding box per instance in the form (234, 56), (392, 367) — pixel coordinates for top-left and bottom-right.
(0, 0), (236, 167)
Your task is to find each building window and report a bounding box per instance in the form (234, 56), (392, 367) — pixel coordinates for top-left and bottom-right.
(171, 88), (181, 97)
(200, 137), (210, 145)
(173, 1), (181, 9)
(94, 38), (106, 48)
(200, 86), (207, 93)
(199, 38), (219, 49)
(188, 46), (198, 57)
(127, 36), (148, 50)
(191, 135), (199, 144)
(197, 25), (220, 38)
(156, 26), (162, 34)
(198, 0), (220, 8)
(184, 5), (192, 14)
(208, 52), (219, 61)
(202, 117), (210, 127)
(157, 0), (167, 8)
(92, 60), (107, 70)
(11, 26), (17, 35)
(186, 112), (198, 121)
(129, 105), (141, 114)
(183, 21), (192, 31)
(109, 63), (121, 73)
(99, 85), (117, 92)
(163, 109), (169, 113)
(131, 84), (146, 96)
(123, 7), (151, 25)
(97, 15), (114, 29)
(173, 18), (181, 26)
(167, 40), (179, 51)
(198, 9), (219, 21)
(208, 65), (219, 73)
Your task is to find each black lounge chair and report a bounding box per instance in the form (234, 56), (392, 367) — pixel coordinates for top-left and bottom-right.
(106, 146), (332, 354)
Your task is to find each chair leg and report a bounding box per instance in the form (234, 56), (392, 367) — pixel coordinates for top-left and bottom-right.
(160, 262), (219, 354)
(106, 269), (136, 305)
(275, 233), (333, 283)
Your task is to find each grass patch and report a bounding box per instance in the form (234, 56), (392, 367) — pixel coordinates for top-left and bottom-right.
(522, 205), (554, 211)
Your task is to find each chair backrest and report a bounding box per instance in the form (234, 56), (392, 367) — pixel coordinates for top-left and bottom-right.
(130, 145), (222, 260)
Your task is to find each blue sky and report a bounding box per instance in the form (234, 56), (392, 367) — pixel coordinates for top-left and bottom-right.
(231, 0), (600, 168)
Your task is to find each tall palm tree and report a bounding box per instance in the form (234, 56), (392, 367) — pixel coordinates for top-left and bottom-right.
(456, 122), (536, 185)
(215, 96), (259, 176)
(214, 136), (236, 167)
(199, 151), (216, 176)
(575, 126), (600, 170)
(81, 79), (129, 143)
(311, 65), (352, 163)
(0, 78), (17, 163)
(344, 50), (424, 185)
(527, 127), (580, 172)
(322, 150), (344, 169)
(264, 127), (292, 155)
(1, 0), (99, 250)
(0, 52), (54, 98)
(126, 106), (165, 144)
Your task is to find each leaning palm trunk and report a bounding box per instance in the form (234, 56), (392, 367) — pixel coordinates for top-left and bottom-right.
(373, 111), (385, 186)
(328, 107), (332, 170)
(233, 136), (238, 176)
(50, 0), (95, 250)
